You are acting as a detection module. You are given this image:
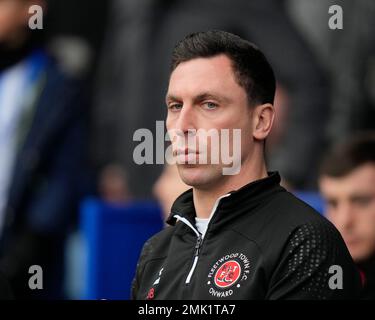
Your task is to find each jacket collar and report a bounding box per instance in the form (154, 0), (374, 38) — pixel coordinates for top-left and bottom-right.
(166, 171), (283, 231)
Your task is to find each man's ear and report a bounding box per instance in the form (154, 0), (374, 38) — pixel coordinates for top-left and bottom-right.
(252, 103), (275, 141)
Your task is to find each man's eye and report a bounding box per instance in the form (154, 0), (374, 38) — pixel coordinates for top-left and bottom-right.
(326, 199), (337, 209)
(168, 104), (182, 111)
(203, 102), (218, 110)
(354, 196), (373, 207)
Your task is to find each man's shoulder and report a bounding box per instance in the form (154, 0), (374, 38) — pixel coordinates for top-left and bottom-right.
(233, 188), (340, 250)
(139, 225), (176, 261)
(265, 189), (329, 229)
(232, 190), (361, 299)
(265, 192), (361, 299)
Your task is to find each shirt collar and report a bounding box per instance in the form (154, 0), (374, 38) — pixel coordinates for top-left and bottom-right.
(166, 171), (283, 230)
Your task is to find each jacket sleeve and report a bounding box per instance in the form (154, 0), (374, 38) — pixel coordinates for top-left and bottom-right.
(131, 238), (153, 300)
(0, 270), (13, 300)
(266, 219), (362, 300)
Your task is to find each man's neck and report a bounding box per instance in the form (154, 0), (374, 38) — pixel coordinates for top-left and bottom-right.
(193, 158), (268, 219)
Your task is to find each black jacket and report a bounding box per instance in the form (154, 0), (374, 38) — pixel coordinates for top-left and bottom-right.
(358, 255), (375, 299)
(132, 172), (362, 300)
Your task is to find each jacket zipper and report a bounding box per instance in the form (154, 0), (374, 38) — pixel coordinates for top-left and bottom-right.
(173, 193), (231, 285)
(172, 214), (202, 284)
(185, 234), (202, 284)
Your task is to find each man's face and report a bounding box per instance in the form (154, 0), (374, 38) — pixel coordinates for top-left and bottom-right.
(319, 164), (375, 263)
(166, 54), (254, 188)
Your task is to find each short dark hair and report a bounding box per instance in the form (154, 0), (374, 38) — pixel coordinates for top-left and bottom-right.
(320, 132), (375, 178)
(170, 30), (276, 106)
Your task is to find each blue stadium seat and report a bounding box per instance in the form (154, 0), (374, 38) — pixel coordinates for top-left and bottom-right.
(80, 198), (163, 300)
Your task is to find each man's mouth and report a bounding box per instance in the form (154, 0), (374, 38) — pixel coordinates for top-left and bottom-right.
(173, 148), (199, 156)
(173, 148), (201, 164)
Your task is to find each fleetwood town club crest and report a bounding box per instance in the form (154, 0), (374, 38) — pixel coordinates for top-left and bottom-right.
(215, 260), (241, 288)
(207, 252), (250, 298)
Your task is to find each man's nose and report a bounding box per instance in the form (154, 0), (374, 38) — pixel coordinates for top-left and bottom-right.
(336, 203), (355, 230)
(175, 105), (196, 135)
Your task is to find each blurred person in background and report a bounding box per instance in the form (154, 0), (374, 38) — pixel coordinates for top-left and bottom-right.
(319, 132), (375, 299)
(97, 163), (132, 205)
(0, 0), (89, 298)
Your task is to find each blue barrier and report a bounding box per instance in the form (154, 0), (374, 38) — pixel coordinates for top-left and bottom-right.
(80, 198), (163, 300)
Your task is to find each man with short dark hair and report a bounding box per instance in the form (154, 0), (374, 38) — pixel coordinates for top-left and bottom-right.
(319, 132), (375, 299)
(132, 30), (361, 300)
